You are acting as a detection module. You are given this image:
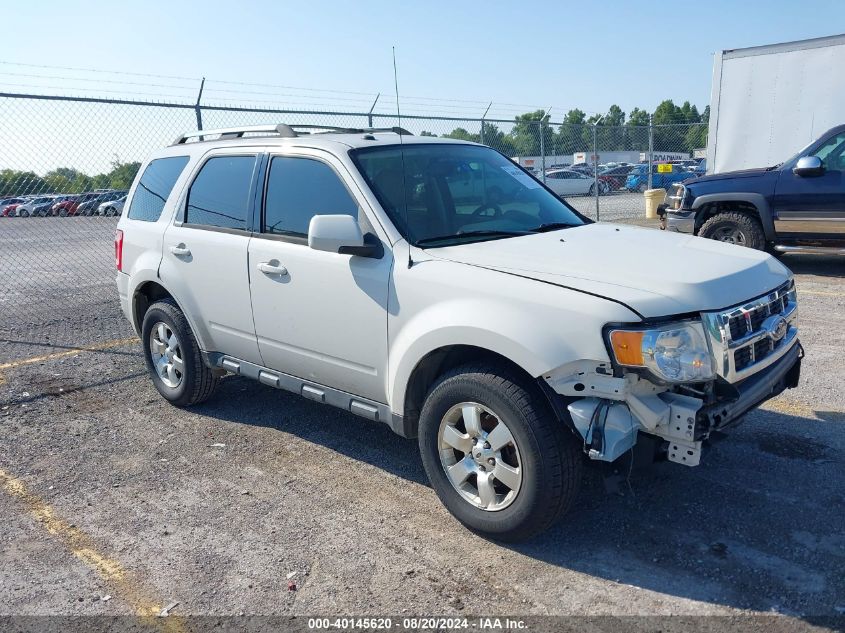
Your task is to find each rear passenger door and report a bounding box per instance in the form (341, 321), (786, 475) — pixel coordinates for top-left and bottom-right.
(248, 150), (392, 402)
(159, 150), (263, 363)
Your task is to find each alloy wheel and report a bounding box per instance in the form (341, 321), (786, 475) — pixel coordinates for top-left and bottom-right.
(437, 402), (523, 511)
(149, 321), (185, 389)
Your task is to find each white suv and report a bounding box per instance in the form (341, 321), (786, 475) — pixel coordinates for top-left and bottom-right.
(115, 124), (802, 540)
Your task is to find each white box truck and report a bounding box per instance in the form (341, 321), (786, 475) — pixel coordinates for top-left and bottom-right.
(706, 33), (845, 174)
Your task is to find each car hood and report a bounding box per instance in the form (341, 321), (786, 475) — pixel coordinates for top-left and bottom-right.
(427, 223), (790, 318)
(689, 167), (770, 184)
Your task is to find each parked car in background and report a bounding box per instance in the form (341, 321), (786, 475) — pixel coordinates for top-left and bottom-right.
(568, 163), (595, 176)
(14, 195), (56, 217)
(1, 197), (26, 215)
(31, 195), (66, 217)
(1, 203), (21, 217)
(625, 164), (695, 192)
(544, 168), (597, 196)
(597, 165), (634, 190)
(663, 123), (845, 255)
(97, 195), (127, 217)
(78, 190), (127, 216)
(52, 193), (101, 217)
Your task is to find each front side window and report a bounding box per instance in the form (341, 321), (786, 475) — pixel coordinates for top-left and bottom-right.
(127, 156), (189, 222)
(352, 143), (587, 246)
(813, 132), (845, 171)
(185, 155), (256, 230)
(263, 157), (358, 237)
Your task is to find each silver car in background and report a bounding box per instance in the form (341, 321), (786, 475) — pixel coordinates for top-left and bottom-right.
(96, 195), (126, 217)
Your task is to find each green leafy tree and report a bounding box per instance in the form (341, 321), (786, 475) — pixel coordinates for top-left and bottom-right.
(556, 109), (590, 157)
(0, 169), (50, 196)
(105, 159), (141, 189)
(509, 110), (551, 156)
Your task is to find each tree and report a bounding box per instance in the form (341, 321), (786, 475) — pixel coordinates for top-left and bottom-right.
(627, 107), (650, 127)
(556, 109), (589, 157)
(604, 104), (625, 126)
(105, 158), (141, 190)
(509, 110), (551, 156)
(443, 127), (478, 142)
(479, 122), (515, 155)
(0, 169), (50, 196)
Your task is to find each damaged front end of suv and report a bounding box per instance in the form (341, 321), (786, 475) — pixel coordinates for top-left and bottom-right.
(544, 281), (801, 466)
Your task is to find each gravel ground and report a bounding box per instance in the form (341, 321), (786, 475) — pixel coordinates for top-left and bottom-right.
(1, 214), (844, 631)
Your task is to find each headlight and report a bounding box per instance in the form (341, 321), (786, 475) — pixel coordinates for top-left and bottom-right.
(608, 321), (715, 383)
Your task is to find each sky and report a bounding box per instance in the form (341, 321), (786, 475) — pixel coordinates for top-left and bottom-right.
(3, 0), (845, 122)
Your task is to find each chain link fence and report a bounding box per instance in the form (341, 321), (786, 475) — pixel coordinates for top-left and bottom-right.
(0, 92), (706, 362)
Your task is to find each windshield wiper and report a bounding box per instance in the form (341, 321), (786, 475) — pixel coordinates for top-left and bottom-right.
(529, 222), (581, 233)
(415, 229), (532, 246)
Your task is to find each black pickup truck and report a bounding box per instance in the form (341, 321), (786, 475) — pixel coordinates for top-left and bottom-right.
(662, 124), (845, 255)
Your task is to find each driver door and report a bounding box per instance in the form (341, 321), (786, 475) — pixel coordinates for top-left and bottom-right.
(773, 130), (845, 239)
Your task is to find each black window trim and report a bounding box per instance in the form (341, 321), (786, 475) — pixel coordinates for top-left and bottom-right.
(177, 152), (262, 234)
(254, 152), (368, 246)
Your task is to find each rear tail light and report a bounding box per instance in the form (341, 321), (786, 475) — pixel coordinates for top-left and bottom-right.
(114, 229), (124, 271)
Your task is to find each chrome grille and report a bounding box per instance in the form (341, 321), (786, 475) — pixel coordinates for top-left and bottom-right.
(702, 281), (798, 382)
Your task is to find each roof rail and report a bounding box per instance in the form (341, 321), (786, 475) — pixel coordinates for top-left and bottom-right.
(171, 123), (412, 145)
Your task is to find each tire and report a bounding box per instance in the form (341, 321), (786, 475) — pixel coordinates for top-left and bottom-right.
(698, 211), (766, 250)
(19, 209), (29, 218)
(141, 298), (219, 407)
(587, 184), (596, 196)
(58, 208), (68, 217)
(635, 182), (646, 193)
(418, 362), (582, 542)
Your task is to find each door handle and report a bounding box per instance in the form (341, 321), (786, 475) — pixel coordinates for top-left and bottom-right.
(257, 261), (288, 276)
(169, 244), (191, 257)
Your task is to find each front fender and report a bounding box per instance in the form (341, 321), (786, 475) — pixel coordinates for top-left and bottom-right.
(387, 260), (639, 415)
(690, 192), (775, 240)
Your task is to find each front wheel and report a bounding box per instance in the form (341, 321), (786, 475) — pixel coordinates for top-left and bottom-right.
(418, 363), (582, 541)
(141, 299), (219, 406)
(698, 211), (766, 250)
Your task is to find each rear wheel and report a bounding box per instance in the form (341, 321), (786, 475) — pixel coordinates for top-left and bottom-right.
(418, 362), (582, 541)
(699, 211), (766, 250)
(19, 208), (29, 217)
(141, 299), (219, 406)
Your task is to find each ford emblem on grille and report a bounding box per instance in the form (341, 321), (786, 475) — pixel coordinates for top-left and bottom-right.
(763, 315), (788, 342)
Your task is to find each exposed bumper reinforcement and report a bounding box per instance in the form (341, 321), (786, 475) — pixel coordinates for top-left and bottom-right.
(699, 340), (802, 431)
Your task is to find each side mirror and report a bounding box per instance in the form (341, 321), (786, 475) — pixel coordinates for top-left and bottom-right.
(308, 214), (381, 258)
(793, 155), (824, 177)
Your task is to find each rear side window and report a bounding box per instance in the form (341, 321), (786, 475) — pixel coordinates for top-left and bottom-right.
(127, 156), (189, 222)
(264, 157), (358, 237)
(186, 155), (256, 231)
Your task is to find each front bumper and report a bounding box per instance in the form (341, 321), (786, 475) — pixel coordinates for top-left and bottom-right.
(664, 209), (696, 233)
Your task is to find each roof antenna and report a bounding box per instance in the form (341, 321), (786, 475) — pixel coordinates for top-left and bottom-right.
(393, 46), (413, 269)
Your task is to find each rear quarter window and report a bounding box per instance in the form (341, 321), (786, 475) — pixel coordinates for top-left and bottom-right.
(127, 156), (190, 222)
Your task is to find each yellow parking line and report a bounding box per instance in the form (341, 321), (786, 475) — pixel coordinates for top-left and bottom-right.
(0, 337), (137, 386)
(0, 468), (185, 629)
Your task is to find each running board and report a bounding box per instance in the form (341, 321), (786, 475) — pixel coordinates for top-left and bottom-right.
(774, 244), (845, 255)
(202, 352), (409, 436)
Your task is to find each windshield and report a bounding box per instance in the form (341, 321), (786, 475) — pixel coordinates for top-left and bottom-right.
(351, 143), (587, 246)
